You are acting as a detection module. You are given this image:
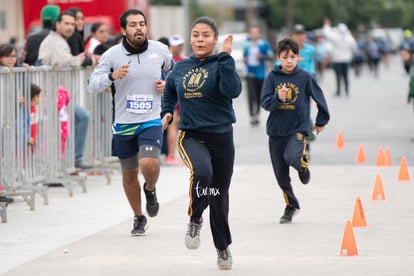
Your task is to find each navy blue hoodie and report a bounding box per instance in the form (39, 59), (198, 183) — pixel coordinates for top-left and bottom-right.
(161, 52), (242, 133)
(261, 65), (330, 137)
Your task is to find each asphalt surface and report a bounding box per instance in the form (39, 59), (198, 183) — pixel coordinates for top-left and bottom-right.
(1, 55), (414, 276)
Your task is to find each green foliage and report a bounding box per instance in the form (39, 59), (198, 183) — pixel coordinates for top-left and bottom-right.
(188, 0), (204, 22)
(150, 0), (182, 5)
(261, 0), (413, 31)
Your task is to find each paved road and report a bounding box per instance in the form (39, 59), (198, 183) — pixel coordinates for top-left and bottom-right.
(1, 55), (414, 275)
(233, 54), (414, 166)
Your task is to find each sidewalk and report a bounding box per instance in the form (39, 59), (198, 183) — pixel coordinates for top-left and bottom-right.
(2, 55), (414, 275)
(2, 163), (414, 275)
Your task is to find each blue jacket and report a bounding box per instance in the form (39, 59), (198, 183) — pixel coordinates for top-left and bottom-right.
(243, 38), (274, 79)
(161, 52), (242, 133)
(261, 65), (330, 137)
(275, 43), (316, 75)
(297, 43), (316, 75)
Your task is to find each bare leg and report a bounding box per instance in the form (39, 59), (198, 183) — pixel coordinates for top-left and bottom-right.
(122, 168), (143, 216)
(140, 157), (160, 191)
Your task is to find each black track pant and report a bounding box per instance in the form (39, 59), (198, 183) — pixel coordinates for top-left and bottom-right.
(177, 129), (234, 250)
(269, 133), (308, 210)
(246, 76), (263, 117)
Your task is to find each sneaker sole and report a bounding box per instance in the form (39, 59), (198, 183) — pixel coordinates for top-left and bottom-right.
(131, 225), (149, 236)
(217, 261), (232, 270)
(146, 204), (159, 217)
(279, 209), (300, 224)
(185, 236), (201, 249)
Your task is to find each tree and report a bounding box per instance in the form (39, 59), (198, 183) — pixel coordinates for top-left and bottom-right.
(261, 0), (408, 31)
(151, 0), (181, 5)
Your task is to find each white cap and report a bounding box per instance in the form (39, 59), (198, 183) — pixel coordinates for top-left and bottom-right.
(337, 23), (348, 33)
(169, 35), (184, 47)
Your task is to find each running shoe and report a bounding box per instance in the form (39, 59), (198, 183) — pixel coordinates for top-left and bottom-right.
(143, 183), (159, 217)
(298, 167), (310, 184)
(216, 247), (232, 270)
(165, 156), (184, 166)
(185, 219), (203, 249)
(280, 205), (300, 224)
(131, 215), (148, 236)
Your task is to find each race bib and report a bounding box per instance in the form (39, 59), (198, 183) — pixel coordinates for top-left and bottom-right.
(126, 94), (153, 114)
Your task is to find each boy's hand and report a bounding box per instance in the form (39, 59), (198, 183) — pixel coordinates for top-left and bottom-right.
(314, 125), (325, 135)
(278, 86), (288, 102)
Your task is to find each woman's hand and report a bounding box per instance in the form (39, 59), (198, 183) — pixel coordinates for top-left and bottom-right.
(219, 34), (233, 55)
(161, 113), (173, 130)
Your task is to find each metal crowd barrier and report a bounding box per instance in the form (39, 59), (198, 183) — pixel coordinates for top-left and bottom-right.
(80, 68), (118, 184)
(0, 66), (116, 223)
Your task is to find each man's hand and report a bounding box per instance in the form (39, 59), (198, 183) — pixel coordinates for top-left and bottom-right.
(77, 53), (86, 64)
(219, 34), (233, 55)
(155, 80), (166, 94)
(112, 63), (130, 80)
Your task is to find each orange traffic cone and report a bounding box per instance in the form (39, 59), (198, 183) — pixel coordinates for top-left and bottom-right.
(356, 144), (366, 164)
(383, 147), (392, 167)
(352, 196), (367, 227)
(340, 220), (358, 256)
(398, 156), (410, 181)
(336, 131), (345, 149)
(375, 147), (384, 166)
(372, 173), (386, 200)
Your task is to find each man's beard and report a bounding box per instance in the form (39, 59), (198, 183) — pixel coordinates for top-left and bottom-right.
(127, 34), (145, 49)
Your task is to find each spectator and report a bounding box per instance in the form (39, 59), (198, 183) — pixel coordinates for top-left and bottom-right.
(0, 44), (17, 68)
(291, 24), (316, 76)
(85, 22), (109, 56)
(169, 34), (186, 62)
(400, 29), (414, 74)
(291, 24), (317, 145)
(38, 11), (94, 169)
(243, 25), (274, 126)
(323, 18), (356, 97)
(407, 51), (414, 110)
(29, 83), (42, 147)
(0, 43), (25, 204)
(0, 43), (27, 136)
(352, 34), (366, 77)
(21, 4), (60, 66)
(67, 7), (85, 56)
(366, 37), (381, 78)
